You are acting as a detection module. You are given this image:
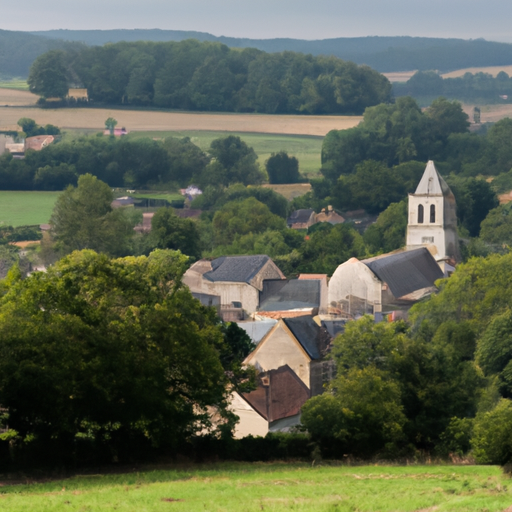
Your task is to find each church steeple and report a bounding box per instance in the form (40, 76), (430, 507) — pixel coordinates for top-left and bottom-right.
(406, 160), (460, 263)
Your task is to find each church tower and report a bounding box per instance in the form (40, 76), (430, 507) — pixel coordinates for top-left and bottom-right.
(406, 160), (460, 264)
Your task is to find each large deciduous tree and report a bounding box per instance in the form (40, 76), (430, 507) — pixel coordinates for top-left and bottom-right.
(50, 173), (138, 256)
(28, 50), (69, 99)
(0, 249), (230, 454)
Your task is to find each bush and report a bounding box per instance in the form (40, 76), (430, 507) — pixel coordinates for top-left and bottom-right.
(472, 399), (512, 464)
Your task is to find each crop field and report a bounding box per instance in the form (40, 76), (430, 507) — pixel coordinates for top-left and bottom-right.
(0, 88), (361, 137)
(0, 191), (60, 227)
(0, 463), (511, 511)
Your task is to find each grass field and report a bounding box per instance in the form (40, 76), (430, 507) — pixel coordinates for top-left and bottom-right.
(132, 192), (184, 202)
(0, 191), (60, 227)
(385, 65), (512, 83)
(128, 130), (324, 176)
(0, 463), (511, 511)
(0, 79), (29, 91)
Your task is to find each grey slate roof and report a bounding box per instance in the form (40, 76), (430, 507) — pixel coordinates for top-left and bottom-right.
(283, 316), (331, 360)
(363, 248), (444, 298)
(287, 209), (314, 225)
(203, 255), (270, 283)
(259, 280), (320, 311)
(237, 320), (277, 344)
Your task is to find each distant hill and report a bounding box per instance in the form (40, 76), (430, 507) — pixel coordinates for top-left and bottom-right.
(30, 29), (512, 73)
(0, 30), (84, 78)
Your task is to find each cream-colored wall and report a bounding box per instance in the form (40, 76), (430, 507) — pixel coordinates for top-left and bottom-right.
(407, 195), (447, 259)
(328, 258), (382, 312)
(229, 392), (268, 439)
(245, 322), (311, 388)
(183, 276), (260, 313)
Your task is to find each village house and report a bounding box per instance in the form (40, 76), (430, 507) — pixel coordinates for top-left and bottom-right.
(286, 209), (316, 229)
(183, 255), (285, 319)
(243, 315), (332, 396)
(229, 365), (311, 438)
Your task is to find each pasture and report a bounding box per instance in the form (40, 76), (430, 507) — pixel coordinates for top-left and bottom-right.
(0, 463), (511, 511)
(0, 80), (29, 91)
(131, 131), (324, 176)
(0, 191), (60, 227)
(384, 65), (512, 83)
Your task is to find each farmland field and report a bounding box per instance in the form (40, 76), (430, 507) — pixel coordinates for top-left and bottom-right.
(0, 462), (511, 511)
(0, 191), (60, 227)
(0, 88), (362, 136)
(385, 65), (512, 83)
(129, 130), (324, 176)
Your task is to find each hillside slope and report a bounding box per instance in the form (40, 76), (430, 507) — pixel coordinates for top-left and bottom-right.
(30, 30), (512, 72)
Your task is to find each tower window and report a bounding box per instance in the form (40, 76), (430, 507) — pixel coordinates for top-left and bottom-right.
(430, 204), (436, 223)
(418, 204), (424, 224)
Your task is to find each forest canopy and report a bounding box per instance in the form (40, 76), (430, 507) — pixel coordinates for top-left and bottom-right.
(29, 39), (391, 114)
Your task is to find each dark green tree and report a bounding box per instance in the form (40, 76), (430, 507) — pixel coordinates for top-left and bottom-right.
(28, 50), (68, 99)
(150, 207), (201, 260)
(0, 249), (230, 453)
(50, 174), (138, 256)
(266, 151), (301, 184)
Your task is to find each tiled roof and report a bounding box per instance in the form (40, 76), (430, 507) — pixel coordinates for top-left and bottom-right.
(203, 255), (271, 283)
(259, 280), (320, 311)
(363, 247), (444, 298)
(242, 365), (310, 422)
(283, 316), (331, 360)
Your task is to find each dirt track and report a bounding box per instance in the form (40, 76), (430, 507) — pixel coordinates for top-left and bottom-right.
(0, 89), (361, 136)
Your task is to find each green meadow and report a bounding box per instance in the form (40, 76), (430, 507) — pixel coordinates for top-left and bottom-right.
(0, 79), (29, 91)
(126, 130), (324, 177)
(0, 463), (511, 512)
(0, 191), (61, 227)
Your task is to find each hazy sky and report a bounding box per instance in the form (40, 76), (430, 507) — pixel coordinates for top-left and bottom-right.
(3, 0), (512, 43)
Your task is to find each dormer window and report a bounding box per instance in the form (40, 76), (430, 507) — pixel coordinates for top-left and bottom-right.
(430, 204), (436, 223)
(418, 204), (424, 224)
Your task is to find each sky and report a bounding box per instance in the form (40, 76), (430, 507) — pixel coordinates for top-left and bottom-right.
(3, 0), (512, 43)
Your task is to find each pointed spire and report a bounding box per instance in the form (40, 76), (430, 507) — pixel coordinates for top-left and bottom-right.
(414, 160), (451, 196)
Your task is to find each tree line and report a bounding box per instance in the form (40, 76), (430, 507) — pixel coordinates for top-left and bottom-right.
(28, 40), (391, 114)
(301, 251), (512, 463)
(394, 70), (512, 104)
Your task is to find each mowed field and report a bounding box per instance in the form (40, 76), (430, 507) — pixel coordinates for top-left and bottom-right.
(1, 463), (512, 512)
(128, 130), (324, 176)
(0, 191), (61, 227)
(0, 90), (361, 136)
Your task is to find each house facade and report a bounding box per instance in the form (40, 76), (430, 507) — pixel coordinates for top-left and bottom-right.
(183, 255), (285, 314)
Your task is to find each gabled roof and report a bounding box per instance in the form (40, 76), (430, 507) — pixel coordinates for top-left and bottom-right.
(363, 247), (444, 298)
(242, 365), (310, 422)
(287, 209), (315, 225)
(203, 255), (271, 283)
(259, 279), (320, 311)
(414, 160), (452, 196)
(236, 320), (277, 344)
(283, 316), (331, 360)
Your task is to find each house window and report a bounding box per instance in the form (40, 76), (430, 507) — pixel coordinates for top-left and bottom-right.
(430, 204), (436, 223)
(418, 204), (424, 223)
(422, 236), (434, 244)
